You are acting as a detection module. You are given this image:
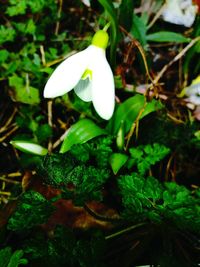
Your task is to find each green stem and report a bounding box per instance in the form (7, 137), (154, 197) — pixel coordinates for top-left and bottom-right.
(105, 222), (147, 240)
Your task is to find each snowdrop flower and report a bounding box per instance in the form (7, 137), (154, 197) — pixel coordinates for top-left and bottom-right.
(162, 0), (198, 27)
(44, 30), (115, 120)
(185, 76), (200, 105)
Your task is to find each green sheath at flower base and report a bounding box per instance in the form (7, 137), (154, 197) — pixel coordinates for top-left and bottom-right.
(91, 30), (109, 49)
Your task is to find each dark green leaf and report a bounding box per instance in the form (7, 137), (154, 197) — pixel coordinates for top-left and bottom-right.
(146, 31), (190, 43)
(119, 0), (134, 31)
(7, 190), (54, 231)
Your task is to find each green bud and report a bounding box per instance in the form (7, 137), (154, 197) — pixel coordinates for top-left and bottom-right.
(91, 30), (109, 50)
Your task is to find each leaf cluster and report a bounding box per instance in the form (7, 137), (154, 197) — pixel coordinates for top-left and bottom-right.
(39, 137), (113, 205)
(0, 247), (28, 267)
(118, 174), (200, 232)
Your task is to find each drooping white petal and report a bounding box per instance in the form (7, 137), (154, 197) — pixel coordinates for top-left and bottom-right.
(74, 77), (92, 102)
(89, 46), (115, 120)
(44, 48), (90, 98)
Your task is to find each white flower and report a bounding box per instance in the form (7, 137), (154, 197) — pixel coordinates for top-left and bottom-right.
(162, 0), (198, 27)
(185, 76), (200, 105)
(44, 30), (115, 120)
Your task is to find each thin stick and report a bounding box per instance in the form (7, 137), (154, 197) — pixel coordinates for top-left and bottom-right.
(0, 108), (17, 133)
(55, 0), (63, 35)
(0, 125), (19, 142)
(52, 128), (70, 149)
(47, 100), (53, 152)
(147, 3), (166, 30)
(151, 36), (200, 87)
(40, 45), (46, 66)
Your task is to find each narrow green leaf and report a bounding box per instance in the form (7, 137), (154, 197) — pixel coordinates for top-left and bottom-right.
(108, 94), (163, 135)
(119, 0), (134, 31)
(146, 31), (190, 43)
(110, 153), (128, 174)
(7, 250), (28, 267)
(98, 0), (118, 68)
(130, 14), (147, 47)
(10, 140), (48, 156)
(60, 119), (107, 153)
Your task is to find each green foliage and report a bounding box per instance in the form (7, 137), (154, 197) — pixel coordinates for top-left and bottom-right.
(60, 119), (107, 153)
(23, 226), (105, 267)
(129, 143), (170, 175)
(146, 31), (190, 43)
(118, 174), (200, 232)
(0, 247), (28, 267)
(119, 174), (162, 221)
(108, 94), (163, 135)
(7, 190), (55, 231)
(0, 26), (16, 44)
(40, 137), (113, 204)
(131, 14), (147, 47)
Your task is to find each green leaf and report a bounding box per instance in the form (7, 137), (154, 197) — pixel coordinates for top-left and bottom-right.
(10, 140), (48, 156)
(129, 143), (170, 175)
(7, 190), (54, 231)
(146, 31), (190, 43)
(119, 0), (134, 31)
(7, 250), (28, 267)
(98, 0), (119, 68)
(108, 94), (163, 135)
(9, 75), (40, 105)
(0, 25), (16, 44)
(0, 50), (9, 63)
(0, 247), (12, 267)
(130, 14), (147, 47)
(60, 119), (107, 153)
(109, 153), (128, 174)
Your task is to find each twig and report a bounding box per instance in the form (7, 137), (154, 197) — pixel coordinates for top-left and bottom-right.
(55, 0), (63, 35)
(120, 25), (154, 84)
(0, 177), (20, 184)
(150, 36), (200, 87)
(0, 125), (19, 142)
(40, 45), (46, 66)
(47, 100), (53, 152)
(52, 128), (70, 149)
(105, 222), (147, 240)
(147, 3), (166, 29)
(0, 108), (17, 133)
(84, 204), (121, 223)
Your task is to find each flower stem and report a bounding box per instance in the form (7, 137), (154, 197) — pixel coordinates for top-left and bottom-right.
(103, 22), (111, 32)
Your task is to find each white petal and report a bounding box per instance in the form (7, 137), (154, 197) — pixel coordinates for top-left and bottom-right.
(44, 49), (89, 98)
(90, 47), (115, 120)
(74, 77), (92, 102)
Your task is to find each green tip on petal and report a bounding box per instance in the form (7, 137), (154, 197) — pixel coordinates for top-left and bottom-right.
(91, 30), (109, 49)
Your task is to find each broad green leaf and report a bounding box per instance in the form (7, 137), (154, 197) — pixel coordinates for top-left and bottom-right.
(146, 31), (190, 43)
(10, 140), (48, 156)
(98, 0), (118, 68)
(119, 0), (134, 31)
(110, 153), (128, 174)
(9, 76), (40, 105)
(108, 94), (163, 135)
(130, 14), (147, 47)
(60, 119), (107, 153)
